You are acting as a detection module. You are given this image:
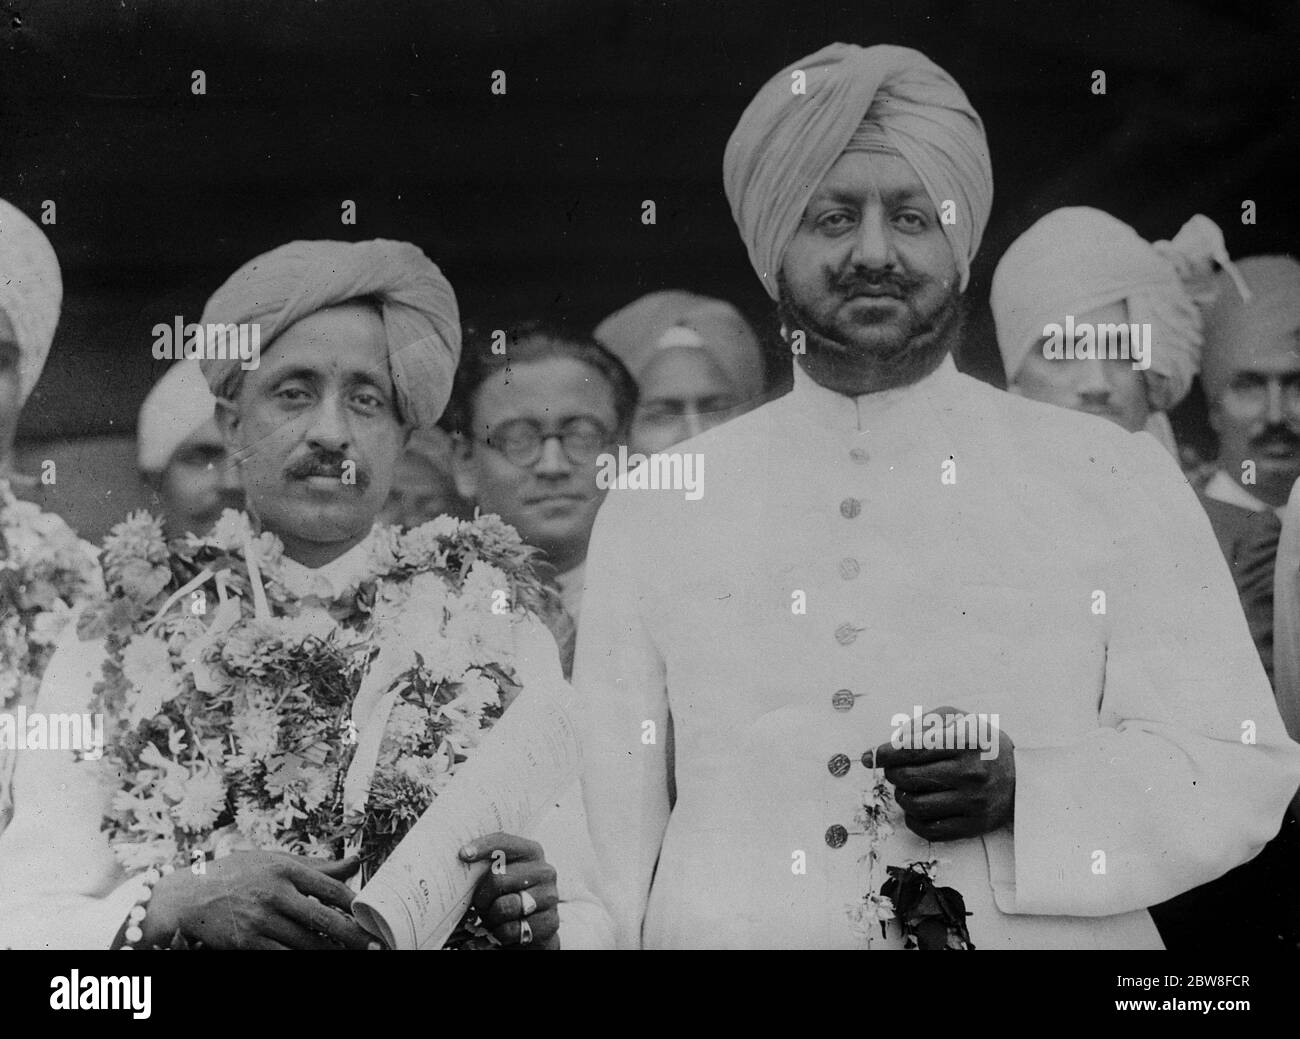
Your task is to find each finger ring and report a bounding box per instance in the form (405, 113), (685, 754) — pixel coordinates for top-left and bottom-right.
(519, 889), (538, 917)
(519, 919), (533, 946)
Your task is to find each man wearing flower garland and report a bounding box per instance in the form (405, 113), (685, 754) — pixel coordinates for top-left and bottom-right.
(576, 43), (1300, 948)
(0, 198), (103, 837)
(0, 239), (606, 948)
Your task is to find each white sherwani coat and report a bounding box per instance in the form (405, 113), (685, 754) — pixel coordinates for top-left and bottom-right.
(0, 537), (612, 949)
(575, 356), (1300, 949)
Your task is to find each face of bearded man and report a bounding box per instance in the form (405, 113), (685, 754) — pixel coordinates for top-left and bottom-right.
(778, 151), (963, 396)
(215, 301), (408, 567)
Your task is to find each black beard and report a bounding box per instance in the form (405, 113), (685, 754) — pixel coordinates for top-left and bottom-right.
(776, 270), (964, 396)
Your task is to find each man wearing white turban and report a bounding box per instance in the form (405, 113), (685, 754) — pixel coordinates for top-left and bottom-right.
(996, 227), (1300, 950)
(575, 43), (1300, 949)
(595, 290), (766, 455)
(991, 207), (1233, 457)
(137, 359), (244, 538)
(0, 199), (63, 473)
(0, 199), (102, 836)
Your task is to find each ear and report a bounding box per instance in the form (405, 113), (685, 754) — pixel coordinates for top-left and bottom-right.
(449, 433), (479, 502)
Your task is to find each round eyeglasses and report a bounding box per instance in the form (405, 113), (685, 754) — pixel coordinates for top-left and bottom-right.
(476, 417), (612, 468)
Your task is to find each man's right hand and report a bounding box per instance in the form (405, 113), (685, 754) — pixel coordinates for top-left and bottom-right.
(141, 851), (378, 950)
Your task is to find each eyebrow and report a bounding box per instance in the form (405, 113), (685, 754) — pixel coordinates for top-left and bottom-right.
(267, 364), (390, 391)
(809, 185), (929, 206)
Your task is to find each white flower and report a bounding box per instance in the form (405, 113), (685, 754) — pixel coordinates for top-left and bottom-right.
(396, 752), (451, 795)
(209, 510), (255, 552)
(454, 671), (502, 721)
(234, 798), (281, 848)
(847, 893), (896, 939)
(297, 766), (334, 812)
(120, 634), (184, 724)
(231, 704), (280, 762)
(460, 561), (510, 615)
(29, 604), (72, 646)
(397, 520), (457, 568)
(173, 765), (228, 832)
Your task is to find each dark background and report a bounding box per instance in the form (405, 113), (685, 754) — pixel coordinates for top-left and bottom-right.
(2, 0), (1298, 535)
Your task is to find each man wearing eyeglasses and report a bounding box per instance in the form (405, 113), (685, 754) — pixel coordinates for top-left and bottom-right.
(444, 321), (638, 625)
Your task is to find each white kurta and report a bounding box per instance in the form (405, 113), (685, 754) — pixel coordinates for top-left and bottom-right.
(0, 536), (612, 949)
(575, 356), (1300, 950)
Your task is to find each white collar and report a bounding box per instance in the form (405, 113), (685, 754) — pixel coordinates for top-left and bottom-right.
(278, 525), (383, 600)
(789, 354), (961, 434)
(1204, 469), (1284, 518)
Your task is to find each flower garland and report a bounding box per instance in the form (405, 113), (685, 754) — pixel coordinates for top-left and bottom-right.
(0, 483), (102, 711)
(845, 754), (975, 950)
(78, 508), (561, 948)
(0, 483), (102, 822)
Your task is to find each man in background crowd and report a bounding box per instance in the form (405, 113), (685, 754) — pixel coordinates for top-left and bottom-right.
(444, 321), (636, 627)
(137, 358), (243, 537)
(0, 198), (101, 835)
(1199, 256), (1300, 517)
(378, 426), (471, 529)
(595, 291), (765, 455)
(995, 229), (1300, 949)
(1188, 256), (1300, 686)
(990, 207), (1229, 459)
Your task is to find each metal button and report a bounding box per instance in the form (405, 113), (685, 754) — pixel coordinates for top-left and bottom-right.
(860, 750), (878, 769)
(825, 824), (848, 849)
(831, 689), (857, 712)
(839, 497), (862, 519)
(827, 753), (851, 778)
(834, 622), (863, 646)
(839, 557), (861, 580)
(849, 447), (870, 465)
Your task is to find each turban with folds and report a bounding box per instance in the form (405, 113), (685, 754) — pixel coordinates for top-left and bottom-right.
(991, 208), (1239, 416)
(594, 291), (765, 402)
(0, 199), (62, 405)
(723, 43), (993, 299)
(200, 239), (460, 429)
(138, 359), (219, 473)
(1201, 255), (1300, 400)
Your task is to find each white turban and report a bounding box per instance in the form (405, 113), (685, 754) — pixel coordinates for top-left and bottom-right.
(137, 359), (219, 473)
(200, 239), (461, 429)
(0, 199), (62, 405)
(723, 42), (993, 299)
(991, 208), (1238, 413)
(594, 290), (765, 402)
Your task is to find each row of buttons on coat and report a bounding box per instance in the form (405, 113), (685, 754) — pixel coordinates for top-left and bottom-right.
(829, 445), (871, 851)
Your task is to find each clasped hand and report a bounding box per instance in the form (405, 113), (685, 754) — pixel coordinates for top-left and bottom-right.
(872, 704), (1016, 841)
(141, 831), (558, 949)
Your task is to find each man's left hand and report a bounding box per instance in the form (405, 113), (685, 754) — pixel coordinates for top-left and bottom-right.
(461, 833), (560, 949)
(872, 705), (1015, 841)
